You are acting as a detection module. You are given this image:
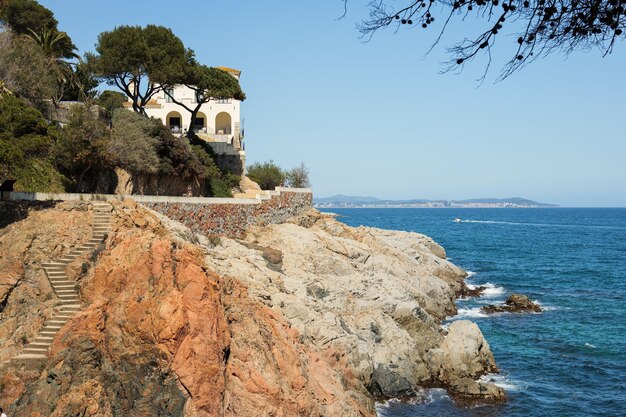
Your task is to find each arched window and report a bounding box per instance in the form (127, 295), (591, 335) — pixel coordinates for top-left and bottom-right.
(166, 111), (182, 133)
(194, 112), (208, 133)
(215, 112), (232, 135)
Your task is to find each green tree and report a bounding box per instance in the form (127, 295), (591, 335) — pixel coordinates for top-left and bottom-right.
(247, 161), (285, 190)
(91, 25), (193, 115)
(0, 0), (57, 35)
(62, 59), (99, 102)
(164, 65), (246, 137)
(0, 30), (56, 110)
(57, 105), (111, 191)
(353, 0), (626, 79)
(284, 163), (311, 188)
(95, 90), (127, 118)
(26, 28), (80, 106)
(0, 92), (66, 191)
(109, 109), (160, 174)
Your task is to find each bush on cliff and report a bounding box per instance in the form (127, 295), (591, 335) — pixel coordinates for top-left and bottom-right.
(0, 93), (67, 191)
(56, 105), (111, 190)
(0, 30), (57, 112)
(284, 163), (311, 188)
(247, 160), (285, 190)
(110, 109), (159, 174)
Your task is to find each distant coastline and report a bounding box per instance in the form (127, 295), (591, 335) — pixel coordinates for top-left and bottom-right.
(314, 195), (558, 209)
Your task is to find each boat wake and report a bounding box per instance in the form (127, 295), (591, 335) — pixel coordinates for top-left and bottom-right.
(459, 219), (626, 230)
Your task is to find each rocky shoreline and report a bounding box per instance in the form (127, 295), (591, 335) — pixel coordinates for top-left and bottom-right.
(0, 201), (506, 416)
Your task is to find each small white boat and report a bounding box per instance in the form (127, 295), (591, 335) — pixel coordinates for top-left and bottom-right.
(453, 218), (462, 223)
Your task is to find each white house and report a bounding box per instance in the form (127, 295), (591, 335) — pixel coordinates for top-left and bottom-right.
(125, 66), (244, 149)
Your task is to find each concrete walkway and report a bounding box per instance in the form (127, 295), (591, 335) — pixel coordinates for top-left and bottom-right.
(12, 202), (112, 364)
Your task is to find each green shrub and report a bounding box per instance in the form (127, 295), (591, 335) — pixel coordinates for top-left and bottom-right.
(284, 163), (311, 188)
(96, 89), (126, 118)
(208, 177), (233, 197)
(0, 93), (67, 191)
(110, 109), (159, 174)
(247, 160), (285, 190)
(56, 105), (111, 190)
(0, 30), (57, 111)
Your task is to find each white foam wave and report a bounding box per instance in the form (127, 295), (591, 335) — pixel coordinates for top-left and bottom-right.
(479, 374), (523, 391)
(453, 307), (487, 318)
(533, 300), (560, 311)
(466, 270), (477, 278)
(481, 283), (505, 297)
(585, 342), (596, 348)
(424, 388), (450, 404)
(458, 219), (626, 231)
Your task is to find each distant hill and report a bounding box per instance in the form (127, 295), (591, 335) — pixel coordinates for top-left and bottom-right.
(454, 197), (558, 207)
(313, 195), (558, 208)
(313, 194), (382, 204)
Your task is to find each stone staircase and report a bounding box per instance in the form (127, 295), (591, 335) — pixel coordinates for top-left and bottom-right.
(12, 202), (112, 363)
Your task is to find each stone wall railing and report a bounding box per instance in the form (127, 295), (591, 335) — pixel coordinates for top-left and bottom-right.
(5, 188), (313, 238)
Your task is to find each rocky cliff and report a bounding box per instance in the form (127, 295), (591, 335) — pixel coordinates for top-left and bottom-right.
(0, 201), (504, 416)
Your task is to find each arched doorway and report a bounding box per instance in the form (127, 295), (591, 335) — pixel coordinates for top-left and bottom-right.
(194, 111), (208, 133)
(166, 111), (182, 133)
(215, 112), (232, 135)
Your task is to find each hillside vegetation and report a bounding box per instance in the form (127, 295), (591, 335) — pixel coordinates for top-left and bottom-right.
(0, 0), (240, 196)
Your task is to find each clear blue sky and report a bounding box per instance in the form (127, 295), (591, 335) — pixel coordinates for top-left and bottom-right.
(41, 1), (626, 206)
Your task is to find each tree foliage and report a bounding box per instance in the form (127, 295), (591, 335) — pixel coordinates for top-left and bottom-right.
(0, 0), (57, 35)
(164, 65), (246, 136)
(284, 163), (311, 188)
(355, 0), (626, 79)
(0, 30), (57, 109)
(62, 59), (99, 102)
(26, 28), (80, 106)
(56, 105), (111, 190)
(95, 89), (127, 117)
(0, 92), (66, 191)
(109, 109), (159, 174)
(247, 161), (286, 190)
(91, 25), (193, 114)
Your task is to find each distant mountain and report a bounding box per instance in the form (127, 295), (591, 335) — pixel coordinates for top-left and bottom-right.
(454, 197), (558, 207)
(313, 195), (558, 207)
(313, 194), (382, 204)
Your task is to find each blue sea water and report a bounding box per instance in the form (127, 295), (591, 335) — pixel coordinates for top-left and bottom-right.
(320, 208), (626, 417)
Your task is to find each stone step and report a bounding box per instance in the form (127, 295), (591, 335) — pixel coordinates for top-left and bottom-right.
(46, 274), (69, 279)
(57, 297), (80, 303)
(42, 326), (62, 333)
(42, 263), (67, 269)
(52, 286), (76, 291)
(23, 347), (48, 354)
(58, 301), (80, 305)
(60, 304), (81, 310)
(59, 300), (81, 306)
(51, 258), (73, 265)
(32, 337), (54, 344)
(56, 258), (76, 264)
(49, 281), (73, 286)
(79, 242), (99, 247)
(13, 353), (47, 361)
(48, 273), (69, 277)
(46, 317), (69, 323)
(40, 330), (59, 336)
(27, 342), (52, 349)
(55, 291), (79, 297)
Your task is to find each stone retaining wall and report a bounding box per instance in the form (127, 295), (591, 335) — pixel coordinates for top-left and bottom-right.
(143, 190), (312, 238)
(5, 188), (313, 238)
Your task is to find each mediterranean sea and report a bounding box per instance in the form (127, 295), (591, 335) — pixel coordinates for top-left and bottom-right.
(320, 207), (626, 417)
